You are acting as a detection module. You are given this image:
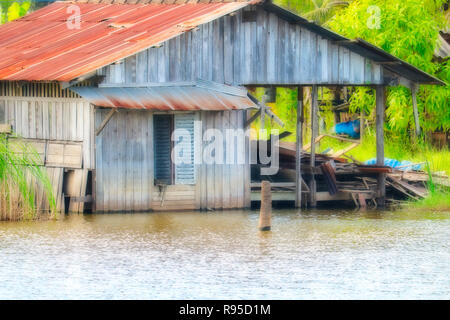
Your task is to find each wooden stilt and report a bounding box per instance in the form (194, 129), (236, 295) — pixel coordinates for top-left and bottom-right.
(260, 94), (267, 131)
(333, 87), (341, 125)
(309, 85), (318, 207)
(295, 86), (304, 208)
(411, 84), (421, 137)
(259, 180), (271, 231)
(376, 86), (386, 207)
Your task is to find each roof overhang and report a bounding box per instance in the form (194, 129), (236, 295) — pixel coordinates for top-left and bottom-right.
(0, 0), (444, 86)
(262, 1), (446, 86)
(70, 80), (258, 111)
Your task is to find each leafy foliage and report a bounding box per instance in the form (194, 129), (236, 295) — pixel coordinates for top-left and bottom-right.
(276, 0), (350, 25)
(0, 1), (31, 24)
(328, 0), (449, 133)
(272, 0), (449, 137)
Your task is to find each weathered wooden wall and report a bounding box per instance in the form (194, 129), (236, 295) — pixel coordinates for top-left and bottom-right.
(198, 110), (251, 210)
(95, 109), (154, 212)
(95, 109), (250, 212)
(98, 6), (383, 86)
(0, 97), (95, 169)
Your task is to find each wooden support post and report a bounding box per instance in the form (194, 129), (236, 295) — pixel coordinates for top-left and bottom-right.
(260, 95), (267, 130)
(360, 107), (364, 142)
(411, 84), (421, 138)
(95, 108), (118, 136)
(309, 85), (318, 207)
(295, 86), (304, 208)
(376, 86), (386, 207)
(245, 109), (261, 128)
(333, 87), (341, 126)
(259, 180), (272, 231)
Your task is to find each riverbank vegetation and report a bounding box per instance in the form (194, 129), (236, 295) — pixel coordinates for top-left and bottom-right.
(0, 134), (55, 221)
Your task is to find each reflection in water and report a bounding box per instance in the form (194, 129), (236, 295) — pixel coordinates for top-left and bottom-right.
(0, 209), (449, 299)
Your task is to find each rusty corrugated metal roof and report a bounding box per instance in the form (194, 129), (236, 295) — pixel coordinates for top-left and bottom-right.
(0, 1), (258, 81)
(70, 80), (258, 110)
(0, 0), (442, 85)
(71, 1), (253, 3)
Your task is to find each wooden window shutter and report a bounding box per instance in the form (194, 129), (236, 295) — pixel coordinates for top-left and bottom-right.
(153, 115), (172, 184)
(174, 113), (196, 185)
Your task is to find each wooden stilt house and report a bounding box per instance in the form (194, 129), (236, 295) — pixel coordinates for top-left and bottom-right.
(0, 0), (442, 212)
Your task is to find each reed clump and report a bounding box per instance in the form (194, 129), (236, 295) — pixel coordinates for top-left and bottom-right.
(0, 133), (56, 221)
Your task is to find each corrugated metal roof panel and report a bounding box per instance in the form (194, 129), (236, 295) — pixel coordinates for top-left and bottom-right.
(0, 1), (258, 81)
(0, 0), (443, 85)
(70, 81), (258, 111)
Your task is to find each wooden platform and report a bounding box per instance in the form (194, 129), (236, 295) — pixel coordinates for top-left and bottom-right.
(251, 190), (355, 202)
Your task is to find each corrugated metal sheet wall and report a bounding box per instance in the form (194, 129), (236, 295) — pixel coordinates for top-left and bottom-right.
(98, 6), (383, 86)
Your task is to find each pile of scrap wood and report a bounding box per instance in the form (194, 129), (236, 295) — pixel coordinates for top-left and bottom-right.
(386, 169), (450, 201)
(252, 138), (449, 206)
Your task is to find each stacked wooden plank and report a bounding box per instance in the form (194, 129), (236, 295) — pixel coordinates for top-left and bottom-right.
(251, 138), (448, 207)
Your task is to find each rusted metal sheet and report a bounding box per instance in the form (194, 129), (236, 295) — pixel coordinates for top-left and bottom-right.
(70, 81), (257, 110)
(0, 1), (259, 81)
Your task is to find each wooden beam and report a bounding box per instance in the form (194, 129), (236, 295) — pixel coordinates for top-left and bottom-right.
(264, 107), (284, 127)
(60, 71), (99, 89)
(377, 61), (402, 65)
(309, 85), (318, 207)
(331, 142), (360, 158)
(244, 109), (261, 128)
(302, 134), (325, 151)
(260, 95), (267, 130)
(376, 86), (386, 207)
(411, 83), (421, 137)
(251, 182), (296, 188)
(295, 86), (303, 208)
(95, 108), (118, 136)
(247, 92), (284, 127)
(0, 124), (12, 134)
(323, 134), (358, 143)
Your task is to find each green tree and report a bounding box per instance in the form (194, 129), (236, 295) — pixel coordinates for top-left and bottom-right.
(0, 1), (31, 24)
(328, 0), (449, 135)
(273, 0), (449, 138)
(276, 0), (351, 25)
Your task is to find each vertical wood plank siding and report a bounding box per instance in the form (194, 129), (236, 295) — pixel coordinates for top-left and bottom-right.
(0, 97), (94, 169)
(94, 109), (250, 212)
(198, 110), (250, 210)
(98, 7), (383, 86)
(95, 109), (154, 212)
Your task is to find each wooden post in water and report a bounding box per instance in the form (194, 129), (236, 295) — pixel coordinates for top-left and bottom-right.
(376, 86), (386, 207)
(259, 180), (271, 231)
(295, 86), (304, 208)
(309, 85), (318, 207)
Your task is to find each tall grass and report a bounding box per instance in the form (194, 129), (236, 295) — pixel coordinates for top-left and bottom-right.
(0, 133), (55, 221)
(405, 162), (450, 211)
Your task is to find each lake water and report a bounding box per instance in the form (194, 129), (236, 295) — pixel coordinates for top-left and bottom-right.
(0, 209), (449, 299)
